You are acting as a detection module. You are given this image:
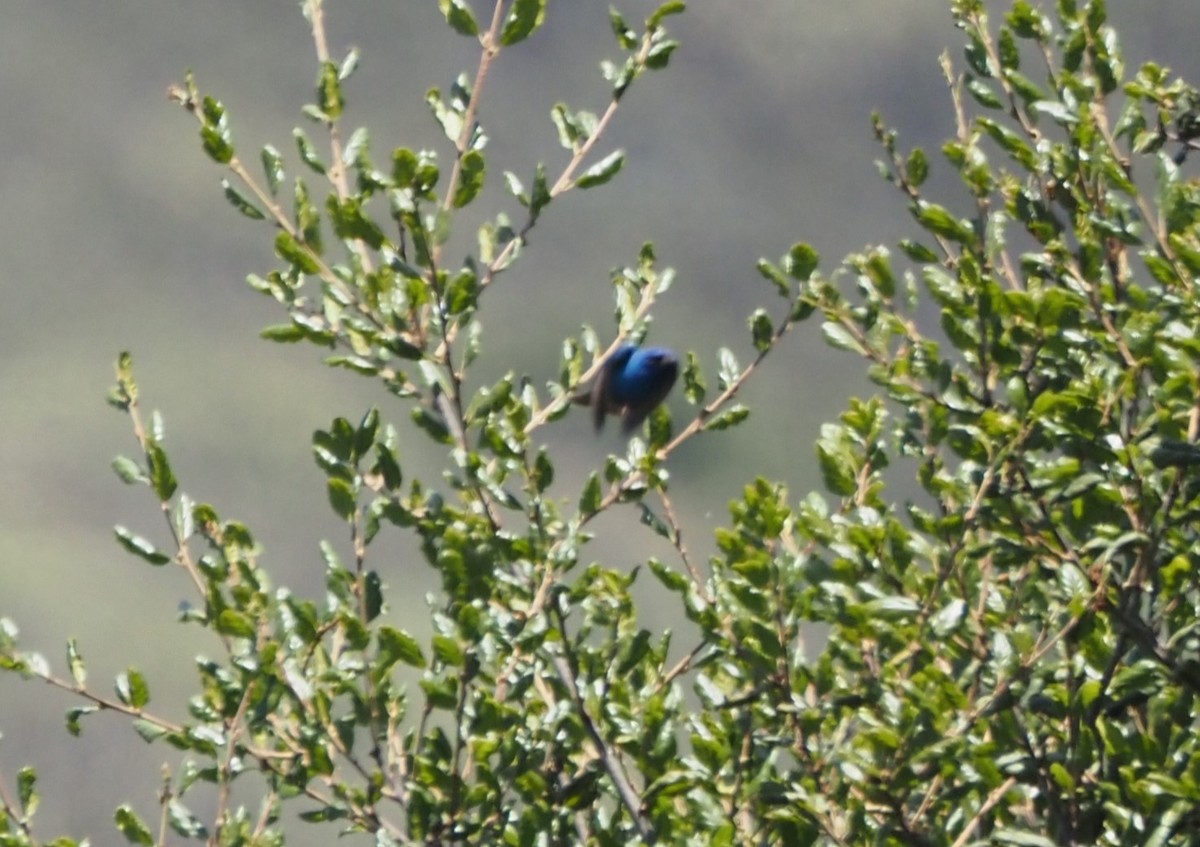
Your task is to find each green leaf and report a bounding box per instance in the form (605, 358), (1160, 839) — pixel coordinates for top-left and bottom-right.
(530, 163), (551, 216)
(342, 126), (370, 169)
(1150, 439), (1200, 468)
(392, 146), (418, 186)
(647, 1), (687, 30)
(716, 347), (740, 390)
(501, 0), (547, 45)
(821, 322), (865, 354)
(503, 170), (527, 202)
(438, 0), (479, 36)
(327, 196), (386, 249)
(432, 634), (465, 667)
(791, 297), (815, 322)
(898, 239), (939, 263)
(67, 639), (86, 687)
(293, 178), (322, 249)
(113, 526), (171, 566)
(115, 669), (150, 710)
(1007, 2), (1046, 38)
(214, 610), (256, 639)
(683, 351), (706, 404)
(978, 118), (1037, 168)
(862, 248), (896, 297)
(430, 207), (453, 246)
(115, 804), (154, 846)
(453, 149), (486, 208)
(533, 447), (555, 493)
(816, 436), (856, 496)
(145, 440), (178, 501)
(998, 27), (1020, 70)
(616, 629), (652, 675)
(260, 145), (285, 196)
(1030, 99), (1077, 126)
(200, 126), (233, 164)
(354, 408), (380, 458)
(317, 61), (343, 120)
(108, 350), (138, 409)
(648, 404), (673, 447)
(865, 596), (921, 618)
(756, 258), (790, 297)
(293, 128), (327, 175)
(914, 200), (974, 243)
(964, 34), (993, 77)
(221, 179), (265, 220)
(579, 472), (602, 515)
(905, 147), (929, 186)
(17, 767), (37, 818)
(200, 94), (224, 127)
(550, 104), (597, 152)
(420, 677), (458, 709)
(299, 806), (349, 824)
(1132, 128), (1164, 154)
(703, 405), (749, 431)
(412, 406), (452, 444)
(260, 324), (307, 343)
(639, 503), (672, 540)
(784, 242), (819, 280)
(167, 800), (207, 839)
(66, 705), (99, 736)
(931, 599), (966, 636)
(377, 626), (427, 670)
(645, 39), (679, 70)
(1004, 69), (1045, 103)
(609, 7), (637, 50)
(749, 309), (773, 353)
(132, 718), (167, 743)
(576, 150), (625, 189)
(648, 558), (687, 592)
(364, 570), (383, 620)
(338, 48), (361, 82)
(327, 477), (357, 520)
(1142, 253), (1179, 287)
(373, 435), (403, 485)
(966, 77), (1004, 109)
(426, 87), (464, 142)
(112, 455), (147, 485)
(274, 231), (321, 274)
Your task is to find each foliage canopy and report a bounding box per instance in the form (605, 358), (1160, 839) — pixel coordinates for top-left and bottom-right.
(5, 0), (1200, 844)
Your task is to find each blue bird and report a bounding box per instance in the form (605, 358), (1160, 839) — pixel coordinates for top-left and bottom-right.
(582, 344), (679, 434)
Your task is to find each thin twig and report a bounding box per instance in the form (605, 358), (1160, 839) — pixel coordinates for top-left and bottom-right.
(656, 489), (710, 602)
(950, 777), (1019, 847)
(551, 604), (656, 844)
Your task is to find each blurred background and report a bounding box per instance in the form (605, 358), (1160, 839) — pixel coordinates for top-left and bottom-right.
(1, 1), (1196, 842)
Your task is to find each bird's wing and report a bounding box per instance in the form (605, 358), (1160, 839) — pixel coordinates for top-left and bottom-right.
(591, 362), (614, 431)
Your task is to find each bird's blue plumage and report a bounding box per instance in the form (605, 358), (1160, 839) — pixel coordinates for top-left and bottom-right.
(590, 344), (679, 434)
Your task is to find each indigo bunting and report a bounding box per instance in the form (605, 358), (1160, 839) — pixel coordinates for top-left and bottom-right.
(582, 344), (679, 434)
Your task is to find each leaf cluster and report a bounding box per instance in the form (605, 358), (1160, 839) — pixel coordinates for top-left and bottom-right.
(6, 1), (1200, 846)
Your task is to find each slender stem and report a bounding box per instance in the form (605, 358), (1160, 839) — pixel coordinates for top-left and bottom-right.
(437, 1), (505, 229)
(950, 778), (1019, 847)
(122, 391), (206, 600)
(657, 489), (711, 602)
(33, 667), (185, 734)
(551, 605), (655, 844)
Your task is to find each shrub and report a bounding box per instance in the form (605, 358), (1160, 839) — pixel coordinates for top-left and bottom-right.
(5, 1), (1200, 844)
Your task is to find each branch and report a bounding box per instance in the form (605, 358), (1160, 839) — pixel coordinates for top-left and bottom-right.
(551, 604), (656, 844)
